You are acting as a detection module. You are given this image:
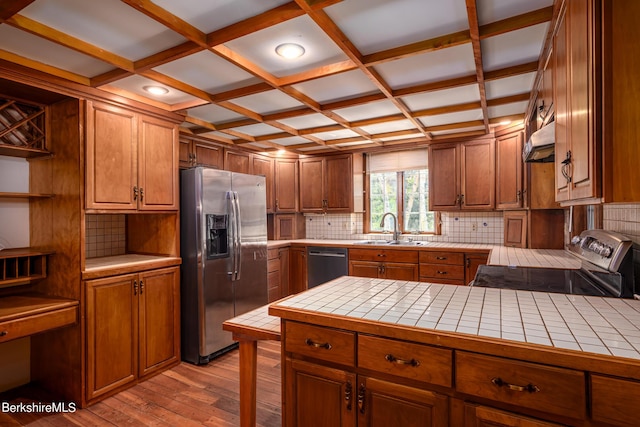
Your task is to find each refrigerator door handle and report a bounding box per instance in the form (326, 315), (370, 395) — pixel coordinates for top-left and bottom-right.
(233, 191), (242, 281)
(227, 191), (238, 280)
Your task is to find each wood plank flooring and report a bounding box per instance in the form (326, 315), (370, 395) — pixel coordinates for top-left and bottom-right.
(0, 341), (282, 426)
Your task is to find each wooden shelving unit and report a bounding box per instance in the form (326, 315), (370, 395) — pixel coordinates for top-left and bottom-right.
(0, 248), (53, 288)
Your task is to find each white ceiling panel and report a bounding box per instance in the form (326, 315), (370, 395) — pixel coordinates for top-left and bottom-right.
(487, 101), (529, 118)
(420, 109), (484, 127)
(481, 23), (549, 71)
(477, 0), (554, 26)
(186, 104), (247, 124)
(335, 141), (376, 148)
(21, 0), (185, 61)
(291, 70), (380, 104)
(334, 100), (403, 122)
(107, 75), (198, 104)
(486, 72), (536, 99)
(374, 43), (477, 89)
(326, 0), (468, 55)
(224, 15), (348, 77)
(151, 0), (291, 34)
(231, 123), (283, 137)
(231, 90), (305, 115)
(402, 85), (481, 111)
(271, 136), (313, 147)
(308, 129), (361, 140)
(0, 26), (113, 78)
(153, 51), (260, 94)
(380, 133), (424, 142)
(359, 120), (416, 135)
(297, 145), (334, 152)
(276, 114), (338, 130)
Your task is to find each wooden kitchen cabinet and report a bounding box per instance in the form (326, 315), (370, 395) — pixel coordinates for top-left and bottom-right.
(267, 247), (290, 302)
(251, 154), (274, 213)
(179, 135), (223, 169)
(419, 251), (465, 285)
(591, 374), (640, 426)
(85, 100), (179, 211)
(503, 210), (527, 248)
(465, 253), (488, 285)
(349, 249), (418, 281)
(299, 154), (355, 213)
(429, 139), (495, 210)
(85, 266), (180, 402)
(495, 131), (523, 209)
(463, 403), (563, 427)
(289, 246), (307, 294)
(274, 157), (298, 212)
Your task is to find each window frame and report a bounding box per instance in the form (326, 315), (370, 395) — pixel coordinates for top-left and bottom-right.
(364, 168), (440, 235)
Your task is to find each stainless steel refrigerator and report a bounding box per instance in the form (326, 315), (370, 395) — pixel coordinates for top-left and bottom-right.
(180, 167), (268, 364)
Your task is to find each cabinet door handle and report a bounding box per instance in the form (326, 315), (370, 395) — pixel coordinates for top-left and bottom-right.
(460, 194), (464, 206)
(385, 353), (420, 367)
(275, 199), (279, 209)
(139, 187), (144, 202)
(139, 280), (144, 295)
(133, 280), (138, 296)
(357, 383), (365, 414)
(345, 381), (353, 411)
(305, 338), (331, 350)
(466, 258), (471, 268)
(516, 190), (522, 202)
(0, 330), (7, 337)
(561, 151), (572, 184)
(491, 377), (540, 393)
(133, 186), (138, 201)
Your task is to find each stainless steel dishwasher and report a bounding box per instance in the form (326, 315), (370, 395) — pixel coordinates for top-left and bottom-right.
(307, 246), (349, 288)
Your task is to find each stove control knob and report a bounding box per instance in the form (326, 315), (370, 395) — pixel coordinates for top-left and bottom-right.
(600, 245), (613, 258)
(571, 236), (582, 245)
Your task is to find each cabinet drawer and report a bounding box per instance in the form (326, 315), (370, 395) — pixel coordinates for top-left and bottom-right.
(358, 335), (452, 387)
(267, 258), (280, 274)
(591, 374), (640, 426)
(419, 264), (465, 280)
(268, 270), (280, 287)
(267, 248), (279, 260)
(419, 251), (463, 265)
(0, 306), (77, 344)
(285, 321), (355, 367)
(350, 249), (418, 263)
(456, 352), (586, 420)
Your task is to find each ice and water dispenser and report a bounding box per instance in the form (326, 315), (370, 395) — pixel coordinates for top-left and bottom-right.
(206, 214), (228, 259)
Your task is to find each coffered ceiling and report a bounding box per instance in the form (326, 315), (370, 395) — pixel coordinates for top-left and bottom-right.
(0, 0), (554, 154)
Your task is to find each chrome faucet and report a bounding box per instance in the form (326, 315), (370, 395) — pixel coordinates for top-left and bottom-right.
(379, 212), (399, 242)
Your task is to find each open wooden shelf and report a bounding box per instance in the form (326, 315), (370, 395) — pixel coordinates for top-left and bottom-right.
(0, 248), (53, 288)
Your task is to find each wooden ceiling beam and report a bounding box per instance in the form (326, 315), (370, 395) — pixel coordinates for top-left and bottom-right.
(277, 60), (357, 86)
(412, 101), (482, 118)
(480, 6), (554, 39)
(465, 0), (489, 133)
(0, 0), (35, 21)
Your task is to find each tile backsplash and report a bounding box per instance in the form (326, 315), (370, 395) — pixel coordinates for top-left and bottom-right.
(85, 214), (126, 258)
(304, 212), (504, 245)
(603, 203), (640, 244)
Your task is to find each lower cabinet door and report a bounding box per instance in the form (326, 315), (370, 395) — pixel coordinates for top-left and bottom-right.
(382, 262), (418, 281)
(286, 358), (357, 427)
(86, 273), (138, 400)
(359, 377), (449, 427)
(138, 267), (180, 378)
(349, 260), (381, 279)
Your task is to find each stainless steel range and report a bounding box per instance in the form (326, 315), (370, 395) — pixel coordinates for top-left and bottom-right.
(473, 229), (636, 298)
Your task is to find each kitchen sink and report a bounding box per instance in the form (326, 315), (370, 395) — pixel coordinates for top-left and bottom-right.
(353, 240), (427, 246)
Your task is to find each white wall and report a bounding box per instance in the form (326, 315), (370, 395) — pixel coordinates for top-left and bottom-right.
(0, 155), (31, 391)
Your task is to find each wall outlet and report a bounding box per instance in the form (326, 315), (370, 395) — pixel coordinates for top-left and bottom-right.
(471, 222), (477, 232)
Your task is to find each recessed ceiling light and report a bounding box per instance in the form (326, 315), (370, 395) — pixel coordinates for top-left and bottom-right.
(275, 43), (305, 59)
(143, 85), (169, 95)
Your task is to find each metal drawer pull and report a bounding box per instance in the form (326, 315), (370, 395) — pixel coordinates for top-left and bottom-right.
(305, 338), (332, 350)
(345, 381), (352, 410)
(491, 377), (540, 393)
(385, 353), (420, 367)
(436, 256), (447, 260)
(437, 271), (447, 275)
(0, 331), (7, 337)
(357, 383), (366, 414)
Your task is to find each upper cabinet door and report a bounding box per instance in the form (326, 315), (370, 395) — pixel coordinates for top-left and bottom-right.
(137, 115), (179, 211)
(85, 101), (137, 211)
(275, 158), (298, 212)
(251, 154), (275, 213)
(428, 144), (460, 210)
(496, 132), (523, 209)
(325, 154), (353, 212)
(299, 157), (325, 212)
(460, 139), (495, 210)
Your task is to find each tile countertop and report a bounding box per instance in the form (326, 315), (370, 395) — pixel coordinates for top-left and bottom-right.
(269, 276), (640, 362)
(268, 239), (581, 269)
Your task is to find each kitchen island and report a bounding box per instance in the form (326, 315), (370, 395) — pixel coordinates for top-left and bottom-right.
(267, 276), (640, 426)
